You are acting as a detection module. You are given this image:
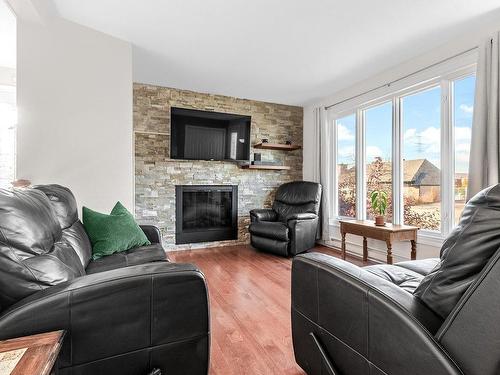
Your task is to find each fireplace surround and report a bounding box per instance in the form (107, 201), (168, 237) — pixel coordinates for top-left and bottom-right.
(175, 185), (238, 244)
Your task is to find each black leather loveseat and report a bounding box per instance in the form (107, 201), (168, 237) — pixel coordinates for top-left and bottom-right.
(292, 184), (500, 375)
(0, 185), (209, 375)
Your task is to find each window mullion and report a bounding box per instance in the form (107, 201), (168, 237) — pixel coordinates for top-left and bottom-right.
(356, 109), (366, 220)
(441, 80), (454, 235)
(393, 96), (403, 225)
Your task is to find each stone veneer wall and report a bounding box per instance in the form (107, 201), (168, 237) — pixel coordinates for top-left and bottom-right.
(134, 83), (303, 249)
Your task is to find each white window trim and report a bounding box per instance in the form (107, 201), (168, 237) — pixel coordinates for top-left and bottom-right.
(328, 61), (476, 242)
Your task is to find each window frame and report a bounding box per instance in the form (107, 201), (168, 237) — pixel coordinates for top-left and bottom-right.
(328, 63), (476, 239)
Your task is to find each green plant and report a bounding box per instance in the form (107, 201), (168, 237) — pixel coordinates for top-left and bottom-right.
(370, 190), (388, 216)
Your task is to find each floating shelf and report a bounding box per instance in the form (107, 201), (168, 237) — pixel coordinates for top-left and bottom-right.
(253, 143), (301, 151)
(240, 164), (291, 171)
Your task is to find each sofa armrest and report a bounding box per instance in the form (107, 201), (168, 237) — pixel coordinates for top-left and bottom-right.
(250, 208), (278, 222)
(140, 224), (162, 244)
(292, 253), (461, 375)
(286, 213), (318, 222)
(0, 262), (209, 373)
(287, 215), (319, 255)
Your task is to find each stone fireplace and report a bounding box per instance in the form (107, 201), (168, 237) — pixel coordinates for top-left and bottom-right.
(134, 84), (303, 249)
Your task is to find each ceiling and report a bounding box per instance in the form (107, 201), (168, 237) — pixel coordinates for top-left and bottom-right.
(51, 0), (500, 105)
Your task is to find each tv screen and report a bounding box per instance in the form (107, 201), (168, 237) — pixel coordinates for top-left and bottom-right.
(170, 107), (251, 161)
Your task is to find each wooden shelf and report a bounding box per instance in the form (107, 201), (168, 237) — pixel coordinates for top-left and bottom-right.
(253, 143), (301, 151)
(240, 164), (291, 170)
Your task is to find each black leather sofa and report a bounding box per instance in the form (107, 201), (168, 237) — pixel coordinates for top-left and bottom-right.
(249, 181), (322, 256)
(0, 185), (209, 375)
(292, 184), (500, 375)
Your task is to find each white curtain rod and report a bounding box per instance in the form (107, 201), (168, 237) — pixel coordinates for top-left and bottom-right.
(324, 46), (479, 111)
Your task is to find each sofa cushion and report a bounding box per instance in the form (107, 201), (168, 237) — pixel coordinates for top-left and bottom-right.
(83, 202), (151, 260)
(34, 184), (92, 268)
(364, 264), (424, 293)
(272, 181), (322, 222)
(0, 188), (84, 309)
(414, 184), (500, 318)
(33, 184), (78, 229)
(395, 258), (440, 276)
(249, 221), (289, 241)
(85, 243), (167, 274)
(62, 221), (93, 268)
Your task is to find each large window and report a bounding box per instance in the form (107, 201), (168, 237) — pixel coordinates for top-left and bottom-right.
(331, 64), (476, 236)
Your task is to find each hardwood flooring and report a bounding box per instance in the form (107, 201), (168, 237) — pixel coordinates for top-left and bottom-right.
(169, 244), (369, 375)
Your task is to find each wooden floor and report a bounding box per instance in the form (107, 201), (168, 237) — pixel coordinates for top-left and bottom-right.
(170, 244), (369, 375)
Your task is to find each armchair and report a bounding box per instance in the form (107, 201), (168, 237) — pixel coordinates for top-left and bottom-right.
(249, 181), (322, 256)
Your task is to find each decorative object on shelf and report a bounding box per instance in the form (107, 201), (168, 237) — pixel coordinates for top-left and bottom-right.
(261, 138), (269, 143)
(285, 140), (292, 145)
(254, 152), (262, 162)
(370, 190), (388, 226)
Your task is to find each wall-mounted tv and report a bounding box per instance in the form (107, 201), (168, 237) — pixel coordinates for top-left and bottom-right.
(170, 107), (251, 161)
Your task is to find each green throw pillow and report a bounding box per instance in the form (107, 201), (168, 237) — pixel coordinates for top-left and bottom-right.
(83, 201), (151, 260)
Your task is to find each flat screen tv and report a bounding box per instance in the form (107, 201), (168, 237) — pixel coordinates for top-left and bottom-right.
(170, 107), (251, 161)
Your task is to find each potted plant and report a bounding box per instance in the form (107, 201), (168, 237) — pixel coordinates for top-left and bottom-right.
(370, 190), (388, 226)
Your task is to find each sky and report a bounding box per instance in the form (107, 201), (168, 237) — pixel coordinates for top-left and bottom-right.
(336, 75), (475, 174)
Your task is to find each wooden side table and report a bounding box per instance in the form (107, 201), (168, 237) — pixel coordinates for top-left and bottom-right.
(0, 331), (64, 375)
(339, 220), (419, 264)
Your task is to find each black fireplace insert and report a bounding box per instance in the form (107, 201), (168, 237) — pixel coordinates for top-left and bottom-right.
(175, 185), (238, 244)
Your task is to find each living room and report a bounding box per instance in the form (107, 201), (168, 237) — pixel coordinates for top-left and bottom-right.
(1, 1), (500, 374)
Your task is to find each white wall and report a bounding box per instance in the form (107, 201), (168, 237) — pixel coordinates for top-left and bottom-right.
(304, 17), (500, 262)
(14, 3), (133, 213)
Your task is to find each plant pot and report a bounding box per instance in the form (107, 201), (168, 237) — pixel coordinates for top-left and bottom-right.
(375, 215), (385, 226)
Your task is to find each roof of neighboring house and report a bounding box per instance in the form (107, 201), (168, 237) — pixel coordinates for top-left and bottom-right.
(339, 158), (441, 186)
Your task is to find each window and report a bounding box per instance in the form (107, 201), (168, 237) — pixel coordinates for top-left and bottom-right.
(336, 114), (356, 217)
(330, 62), (476, 236)
(453, 75), (474, 224)
(401, 86), (441, 230)
(0, 0), (16, 188)
(365, 102), (393, 222)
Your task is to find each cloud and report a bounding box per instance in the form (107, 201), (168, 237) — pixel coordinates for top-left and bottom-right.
(455, 126), (471, 141)
(404, 126), (440, 154)
(337, 145), (355, 160)
(337, 123), (354, 141)
(460, 104), (474, 114)
(366, 146), (383, 160)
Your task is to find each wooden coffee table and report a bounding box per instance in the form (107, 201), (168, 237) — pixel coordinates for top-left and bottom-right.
(339, 220), (419, 264)
(0, 331), (65, 375)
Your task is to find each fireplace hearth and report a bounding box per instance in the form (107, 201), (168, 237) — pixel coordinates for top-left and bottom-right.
(175, 185), (238, 244)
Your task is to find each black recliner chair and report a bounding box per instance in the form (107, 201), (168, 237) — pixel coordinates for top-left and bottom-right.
(292, 184), (500, 375)
(249, 181), (322, 257)
(0, 185), (209, 375)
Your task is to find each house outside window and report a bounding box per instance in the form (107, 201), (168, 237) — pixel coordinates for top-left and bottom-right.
(329, 60), (476, 237)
